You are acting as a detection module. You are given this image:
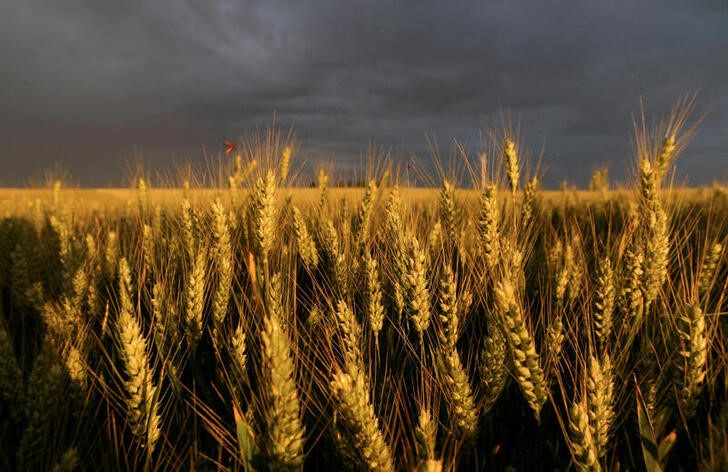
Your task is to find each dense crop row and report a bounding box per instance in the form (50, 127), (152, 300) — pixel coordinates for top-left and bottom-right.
(1, 106), (727, 471)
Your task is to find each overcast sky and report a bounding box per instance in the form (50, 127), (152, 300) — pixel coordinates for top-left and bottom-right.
(1, 0), (727, 187)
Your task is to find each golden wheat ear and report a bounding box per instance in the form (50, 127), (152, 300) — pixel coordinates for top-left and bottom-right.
(330, 370), (395, 472)
(259, 274), (306, 469)
(494, 279), (548, 420)
(116, 258), (162, 454)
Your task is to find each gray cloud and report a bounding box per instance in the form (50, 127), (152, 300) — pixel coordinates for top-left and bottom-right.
(1, 0), (727, 186)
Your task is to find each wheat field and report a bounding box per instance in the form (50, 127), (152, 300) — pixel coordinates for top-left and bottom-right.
(1, 104), (727, 471)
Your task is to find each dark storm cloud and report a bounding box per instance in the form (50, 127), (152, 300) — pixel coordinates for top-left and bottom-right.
(1, 0), (727, 186)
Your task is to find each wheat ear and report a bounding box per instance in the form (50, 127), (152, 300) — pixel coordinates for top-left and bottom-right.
(117, 258), (161, 453)
(211, 199), (233, 339)
(480, 327), (508, 414)
(330, 370), (395, 472)
(415, 408), (442, 472)
(437, 264), (478, 441)
(593, 256), (615, 350)
(568, 401), (601, 472)
(404, 234), (432, 339)
(503, 139), (520, 195)
(698, 242), (722, 304)
(365, 252), (385, 342)
(586, 355), (615, 457)
(260, 276), (305, 469)
(494, 279), (548, 420)
(638, 159), (669, 308)
(677, 304), (708, 417)
(292, 207), (319, 269)
(478, 183), (500, 270)
(439, 179), (459, 247)
(251, 170), (278, 268)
